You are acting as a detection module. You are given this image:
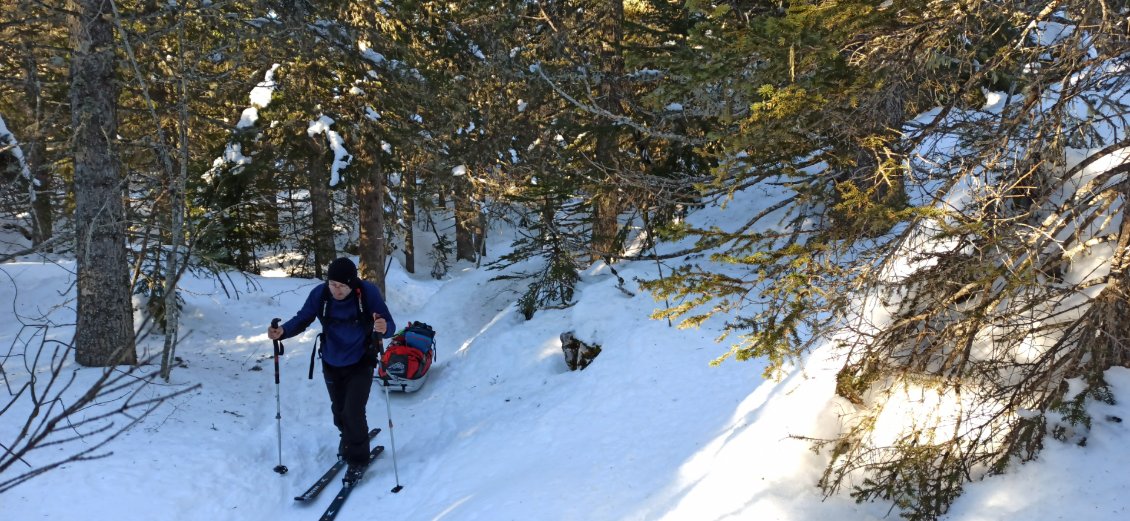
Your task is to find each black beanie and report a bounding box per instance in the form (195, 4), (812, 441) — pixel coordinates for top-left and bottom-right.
(326, 257), (358, 285)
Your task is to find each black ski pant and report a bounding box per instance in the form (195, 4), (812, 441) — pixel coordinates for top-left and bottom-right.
(322, 359), (375, 466)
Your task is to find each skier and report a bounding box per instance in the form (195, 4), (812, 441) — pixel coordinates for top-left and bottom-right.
(268, 257), (396, 484)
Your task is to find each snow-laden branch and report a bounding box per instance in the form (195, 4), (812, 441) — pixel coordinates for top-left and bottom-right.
(237, 64), (280, 129)
(205, 64), (281, 182)
(0, 113), (34, 187)
(307, 115), (353, 186)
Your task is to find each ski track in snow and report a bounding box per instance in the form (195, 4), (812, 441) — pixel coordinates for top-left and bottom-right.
(3, 205), (1130, 520)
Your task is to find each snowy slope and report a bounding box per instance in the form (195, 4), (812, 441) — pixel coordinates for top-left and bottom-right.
(2, 196), (1129, 521)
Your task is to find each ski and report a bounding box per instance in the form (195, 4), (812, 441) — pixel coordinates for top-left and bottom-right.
(318, 445), (385, 521)
(294, 428), (381, 502)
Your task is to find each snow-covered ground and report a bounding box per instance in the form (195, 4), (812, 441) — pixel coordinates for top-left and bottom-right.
(2, 192), (1129, 521)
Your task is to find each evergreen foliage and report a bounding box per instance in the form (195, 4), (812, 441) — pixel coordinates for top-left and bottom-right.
(428, 230), (453, 280)
(633, 1), (1130, 519)
(489, 185), (589, 318)
(0, 0), (1128, 516)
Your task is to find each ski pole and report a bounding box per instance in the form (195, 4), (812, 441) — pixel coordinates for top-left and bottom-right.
(374, 333), (403, 492)
(271, 318), (288, 475)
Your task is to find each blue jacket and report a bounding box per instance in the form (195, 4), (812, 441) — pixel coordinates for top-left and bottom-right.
(279, 280), (396, 367)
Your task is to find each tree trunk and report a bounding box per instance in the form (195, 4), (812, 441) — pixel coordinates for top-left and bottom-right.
(591, 187), (620, 260)
(454, 177), (477, 262)
(307, 135), (335, 278)
(476, 208), (487, 262)
(541, 195), (555, 238)
(70, 0), (137, 367)
(590, 0), (625, 263)
(19, 39), (53, 247)
(402, 166), (415, 274)
(160, 17), (190, 381)
(358, 150), (387, 293)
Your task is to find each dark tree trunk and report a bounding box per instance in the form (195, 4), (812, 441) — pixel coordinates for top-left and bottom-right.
(590, 0), (625, 263)
(307, 135), (335, 278)
(20, 40), (53, 247)
(476, 209), (487, 260)
(262, 168), (280, 240)
(541, 195), (555, 238)
(454, 177), (477, 262)
(591, 188), (620, 260)
(358, 150), (387, 293)
(402, 167), (415, 274)
(70, 0), (137, 367)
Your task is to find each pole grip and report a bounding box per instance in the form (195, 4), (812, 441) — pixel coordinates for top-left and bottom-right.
(270, 318), (282, 352)
(271, 318), (282, 384)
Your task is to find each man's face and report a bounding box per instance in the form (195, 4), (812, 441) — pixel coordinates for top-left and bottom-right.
(328, 280), (352, 300)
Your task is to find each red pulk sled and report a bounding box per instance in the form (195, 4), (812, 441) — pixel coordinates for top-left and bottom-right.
(376, 321), (436, 392)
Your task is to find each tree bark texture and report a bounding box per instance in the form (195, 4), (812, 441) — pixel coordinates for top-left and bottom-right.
(160, 17), (191, 381)
(358, 150), (387, 293)
(590, 0), (625, 263)
(306, 135), (335, 278)
(19, 38), (53, 247)
(69, 0), (137, 367)
(401, 167), (415, 274)
(454, 177), (477, 262)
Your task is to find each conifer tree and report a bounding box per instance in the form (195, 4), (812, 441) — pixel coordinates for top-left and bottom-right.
(69, 0), (137, 366)
(635, 1), (1130, 519)
(0, 1), (68, 250)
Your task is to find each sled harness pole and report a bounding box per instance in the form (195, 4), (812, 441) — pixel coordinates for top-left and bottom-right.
(375, 332), (404, 492)
(271, 318), (288, 475)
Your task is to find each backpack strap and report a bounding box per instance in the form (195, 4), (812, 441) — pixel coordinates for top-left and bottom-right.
(317, 283), (372, 328)
(317, 284), (331, 321)
(307, 333), (322, 380)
